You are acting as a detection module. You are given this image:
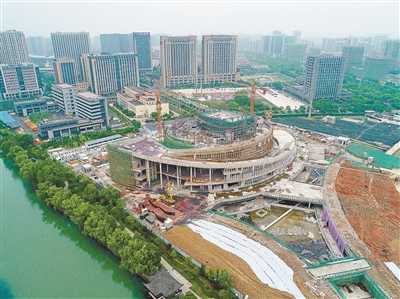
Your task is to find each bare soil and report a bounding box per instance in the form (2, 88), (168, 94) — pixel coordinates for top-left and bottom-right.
(162, 215), (337, 299)
(335, 162), (400, 265)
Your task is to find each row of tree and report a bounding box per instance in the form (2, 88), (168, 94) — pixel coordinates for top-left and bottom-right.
(0, 130), (238, 298)
(2, 134), (161, 276)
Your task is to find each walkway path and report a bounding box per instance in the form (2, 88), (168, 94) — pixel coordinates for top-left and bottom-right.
(160, 257), (201, 299)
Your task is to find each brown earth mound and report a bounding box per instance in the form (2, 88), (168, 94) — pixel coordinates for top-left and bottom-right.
(335, 162), (400, 265)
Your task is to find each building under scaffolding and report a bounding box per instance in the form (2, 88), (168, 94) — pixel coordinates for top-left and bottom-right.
(108, 111), (296, 192)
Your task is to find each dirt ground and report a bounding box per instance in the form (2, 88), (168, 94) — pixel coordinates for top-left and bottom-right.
(162, 215), (337, 299)
(323, 160), (400, 298)
(335, 162), (400, 266)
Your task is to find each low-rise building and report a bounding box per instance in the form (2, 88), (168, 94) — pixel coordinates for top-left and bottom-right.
(37, 117), (104, 139)
(14, 98), (58, 116)
(75, 92), (109, 127)
(52, 83), (78, 115)
(117, 86), (169, 117)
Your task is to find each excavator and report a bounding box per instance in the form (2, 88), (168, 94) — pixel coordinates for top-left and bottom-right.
(160, 181), (175, 204)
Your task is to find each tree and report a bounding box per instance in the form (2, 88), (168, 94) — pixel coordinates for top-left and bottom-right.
(98, 186), (120, 208)
(171, 249), (177, 260)
(218, 289), (235, 299)
(107, 228), (131, 257)
(272, 81), (283, 90)
(61, 194), (84, 217)
(150, 111), (158, 122)
(217, 269), (233, 290)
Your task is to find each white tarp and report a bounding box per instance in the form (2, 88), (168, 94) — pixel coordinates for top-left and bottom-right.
(187, 220), (304, 298)
(385, 262), (400, 281)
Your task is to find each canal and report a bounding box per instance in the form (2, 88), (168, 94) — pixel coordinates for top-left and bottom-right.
(0, 159), (144, 298)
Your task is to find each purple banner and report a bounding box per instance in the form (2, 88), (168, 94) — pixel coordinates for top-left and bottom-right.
(321, 208), (347, 255)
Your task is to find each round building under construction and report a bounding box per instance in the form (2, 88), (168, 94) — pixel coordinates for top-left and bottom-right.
(108, 110), (296, 192)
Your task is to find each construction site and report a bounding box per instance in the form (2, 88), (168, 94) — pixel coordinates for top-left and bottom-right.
(107, 110), (296, 193)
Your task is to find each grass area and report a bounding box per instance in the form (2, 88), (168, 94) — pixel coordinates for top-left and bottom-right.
(29, 112), (53, 123)
(274, 117), (400, 147)
(107, 105), (130, 125)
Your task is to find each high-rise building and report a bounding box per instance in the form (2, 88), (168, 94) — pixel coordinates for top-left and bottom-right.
(0, 63), (42, 100)
(83, 53), (139, 95)
(201, 35), (238, 84)
(293, 30), (302, 37)
(283, 44), (307, 63)
(132, 32), (152, 74)
(303, 55), (346, 103)
(262, 35), (285, 56)
(382, 39), (400, 72)
(51, 32), (91, 77)
(0, 30), (30, 65)
(238, 36), (251, 51)
(53, 58), (79, 85)
(74, 92), (109, 127)
(100, 33), (133, 54)
(160, 36), (197, 87)
(342, 46), (365, 71)
(51, 83), (78, 115)
(26, 36), (53, 56)
(363, 57), (391, 81)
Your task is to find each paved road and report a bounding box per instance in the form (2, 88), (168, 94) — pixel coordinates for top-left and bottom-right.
(160, 257), (201, 298)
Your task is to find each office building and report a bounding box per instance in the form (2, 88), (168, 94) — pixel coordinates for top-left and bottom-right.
(53, 58), (79, 85)
(100, 33), (133, 54)
(342, 46), (365, 71)
(14, 98), (58, 116)
(160, 36), (197, 87)
(202, 35), (239, 84)
(51, 32), (91, 77)
(51, 83), (78, 115)
(132, 32), (152, 73)
(303, 55), (346, 103)
(83, 53), (139, 95)
(363, 57), (391, 81)
(74, 92), (109, 127)
(382, 39), (400, 72)
(0, 63), (42, 100)
(0, 30), (30, 65)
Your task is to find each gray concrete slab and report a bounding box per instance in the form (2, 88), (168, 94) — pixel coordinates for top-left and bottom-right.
(308, 259), (371, 278)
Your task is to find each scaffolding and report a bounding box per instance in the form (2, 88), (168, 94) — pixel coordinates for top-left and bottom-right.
(329, 272), (390, 299)
(107, 144), (136, 188)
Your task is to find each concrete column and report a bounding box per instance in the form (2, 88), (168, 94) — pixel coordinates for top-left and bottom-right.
(177, 166), (180, 190)
(159, 162), (163, 188)
(190, 167), (193, 182)
(146, 160), (151, 187)
(209, 168), (212, 182)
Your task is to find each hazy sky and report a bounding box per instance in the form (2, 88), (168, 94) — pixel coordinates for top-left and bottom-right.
(1, 1), (399, 39)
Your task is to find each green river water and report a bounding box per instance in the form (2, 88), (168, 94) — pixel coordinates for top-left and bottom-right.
(0, 159), (145, 298)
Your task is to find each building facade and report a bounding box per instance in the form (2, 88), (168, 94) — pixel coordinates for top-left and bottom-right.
(51, 83), (78, 115)
(363, 57), (391, 81)
(160, 36), (198, 87)
(100, 33), (133, 54)
(382, 39), (400, 72)
(117, 86), (169, 118)
(0, 30), (30, 65)
(201, 35), (239, 84)
(303, 55), (346, 103)
(0, 63), (42, 100)
(283, 43), (307, 63)
(342, 46), (365, 71)
(53, 58), (79, 85)
(132, 32), (152, 74)
(26, 36), (53, 56)
(262, 35), (285, 57)
(51, 32), (91, 77)
(13, 98), (58, 116)
(37, 117), (104, 139)
(83, 53), (139, 95)
(74, 91), (109, 127)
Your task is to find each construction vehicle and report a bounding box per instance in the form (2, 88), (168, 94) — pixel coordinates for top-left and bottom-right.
(159, 181), (175, 204)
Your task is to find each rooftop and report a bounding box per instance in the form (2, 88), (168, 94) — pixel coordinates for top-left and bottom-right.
(77, 92), (104, 101)
(144, 268), (183, 298)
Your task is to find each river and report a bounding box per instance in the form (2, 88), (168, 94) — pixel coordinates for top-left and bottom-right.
(0, 159), (145, 298)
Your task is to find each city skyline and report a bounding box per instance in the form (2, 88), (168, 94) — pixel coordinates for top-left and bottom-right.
(1, 1), (398, 39)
